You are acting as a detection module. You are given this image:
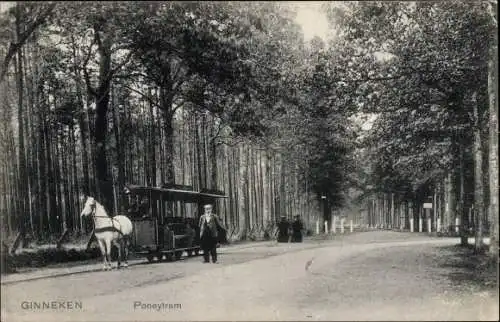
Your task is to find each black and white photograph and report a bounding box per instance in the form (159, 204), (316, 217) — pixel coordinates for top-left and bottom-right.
(0, 1), (498, 321)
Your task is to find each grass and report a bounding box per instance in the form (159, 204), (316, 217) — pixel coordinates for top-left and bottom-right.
(2, 234), (257, 274)
(1, 241), (115, 274)
(434, 244), (499, 294)
(2, 247), (102, 273)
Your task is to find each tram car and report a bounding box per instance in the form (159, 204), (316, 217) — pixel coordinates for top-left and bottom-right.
(124, 184), (227, 263)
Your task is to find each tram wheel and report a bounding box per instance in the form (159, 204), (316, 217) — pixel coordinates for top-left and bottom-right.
(146, 255), (154, 263)
(194, 249), (199, 256)
(174, 251), (183, 260)
(187, 250), (193, 257)
(164, 253), (173, 262)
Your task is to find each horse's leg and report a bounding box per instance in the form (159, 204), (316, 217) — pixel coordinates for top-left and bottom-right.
(104, 237), (112, 270)
(97, 239), (108, 271)
(122, 236), (129, 267)
(115, 239), (122, 269)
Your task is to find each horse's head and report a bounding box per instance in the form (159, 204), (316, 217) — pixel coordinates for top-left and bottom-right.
(81, 196), (97, 217)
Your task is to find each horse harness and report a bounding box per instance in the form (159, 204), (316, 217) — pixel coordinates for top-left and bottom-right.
(89, 203), (126, 236)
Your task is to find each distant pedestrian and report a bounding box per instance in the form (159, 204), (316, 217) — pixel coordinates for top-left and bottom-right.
(277, 216), (290, 243)
(291, 215), (304, 243)
(199, 204), (224, 263)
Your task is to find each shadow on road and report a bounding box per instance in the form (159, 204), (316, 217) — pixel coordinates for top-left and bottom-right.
(434, 244), (498, 292)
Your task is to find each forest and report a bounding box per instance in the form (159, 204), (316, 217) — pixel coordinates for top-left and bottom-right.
(0, 2), (497, 259)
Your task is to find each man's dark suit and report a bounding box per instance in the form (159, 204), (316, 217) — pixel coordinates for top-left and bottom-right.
(199, 214), (222, 263)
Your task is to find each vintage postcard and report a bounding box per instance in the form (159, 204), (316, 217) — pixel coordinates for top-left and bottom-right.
(1, 1), (498, 321)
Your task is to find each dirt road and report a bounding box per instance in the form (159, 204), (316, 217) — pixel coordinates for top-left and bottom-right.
(2, 231), (498, 321)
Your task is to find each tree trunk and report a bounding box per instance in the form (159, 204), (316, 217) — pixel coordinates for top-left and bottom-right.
(245, 146), (251, 233)
(260, 150), (267, 228)
(279, 154), (286, 219)
(382, 194), (386, 228)
(43, 107), (56, 235)
(210, 136), (217, 190)
(177, 112), (183, 186)
(253, 148), (260, 230)
(445, 173), (455, 233)
(111, 85), (125, 214)
(262, 150), (270, 226)
(93, 31), (113, 213)
(164, 113), (175, 185)
(237, 143), (247, 239)
(227, 145), (234, 229)
(201, 114), (208, 189)
(459, 145), (468, 246)
(472, 92), (485, 251)
(15, 3), (28, 237)
(61, 128), (69, 232)
(195, 115), (203, 190)
(148, 88), (156, 187)
(23, 44), (35, 239)
(390, 193), (395, 229)
(54, 128), (62, 234)
(36, 115), (46, 237)
(70, 122), (80, 233)
(66, 126), (75, 232)
(488, 15), (499, 258)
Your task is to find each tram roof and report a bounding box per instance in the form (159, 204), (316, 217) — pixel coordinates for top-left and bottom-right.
(124, 185), (228, 202)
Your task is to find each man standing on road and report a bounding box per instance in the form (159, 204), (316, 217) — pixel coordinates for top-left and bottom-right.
(291, 215), (304, 243)
(276, 216), (290, 243)
(199, 204), (223, 263)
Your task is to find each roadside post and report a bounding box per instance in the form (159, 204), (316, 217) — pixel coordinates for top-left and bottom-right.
(350, 220), (353, 233)
(419, 208), (423, 233)
(409, 201), (414, 232)
(321, 195), (327, 234)
(424, 198), (433, 233)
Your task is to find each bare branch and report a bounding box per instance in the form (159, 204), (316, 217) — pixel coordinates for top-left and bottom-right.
(172, 76), (188, 95)
(171, 97), (188, 115)
(83, 67), (97, 97)
(210, 118), (227, 145)
(80, 36), (98, 97)
(110, 49), (134, 75)
(119, 83), (161, 109)
(0, 2), (57, 82)
(171, 59), (186, 84)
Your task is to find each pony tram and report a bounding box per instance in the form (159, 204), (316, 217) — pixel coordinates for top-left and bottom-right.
(124, 184), (228, 263)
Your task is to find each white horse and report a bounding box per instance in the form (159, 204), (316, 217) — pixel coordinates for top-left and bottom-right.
(80, 196), (133, 270)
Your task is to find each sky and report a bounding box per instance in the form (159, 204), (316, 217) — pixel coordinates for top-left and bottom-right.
(0, 1), (332, 42)
(292, 2), (331, 42)
(0, 1), (14, 13)
(292, 2), (378, 132)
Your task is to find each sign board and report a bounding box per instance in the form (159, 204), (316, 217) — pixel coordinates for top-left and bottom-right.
(423, 203), (433, 209)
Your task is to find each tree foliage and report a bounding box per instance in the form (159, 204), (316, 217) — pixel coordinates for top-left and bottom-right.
(326, 1), (494, 193)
